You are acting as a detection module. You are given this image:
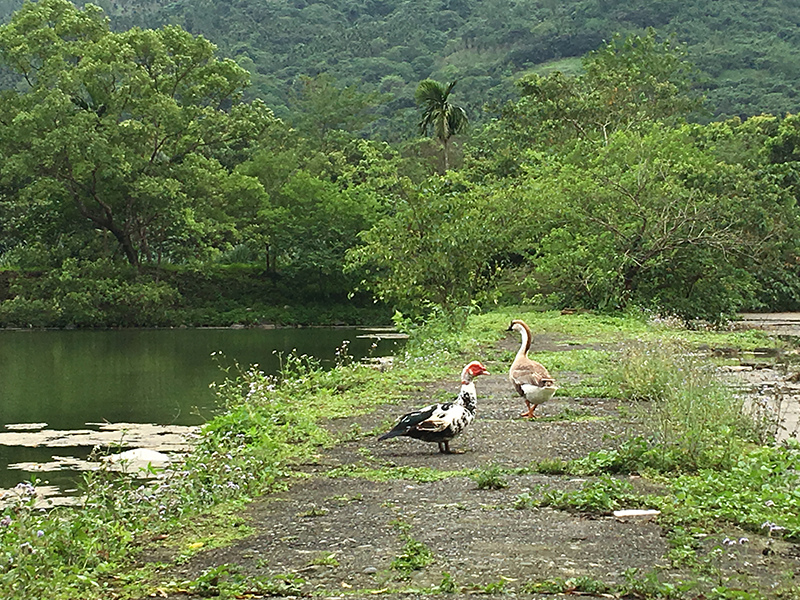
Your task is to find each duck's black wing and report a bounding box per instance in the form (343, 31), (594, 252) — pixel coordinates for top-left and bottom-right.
(379, 403), (452, 440)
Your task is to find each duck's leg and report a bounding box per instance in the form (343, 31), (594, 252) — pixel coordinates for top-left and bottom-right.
(438, 441), (447, 453)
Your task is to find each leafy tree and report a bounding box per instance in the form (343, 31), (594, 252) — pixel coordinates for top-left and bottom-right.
(475, 29), (700, 175)
(415, 79), (468, 172)
(346, 174), (523, 314)
(526, 125), (789, 320)
(288, 73), (387, 149)
(0, 0), (277, 267)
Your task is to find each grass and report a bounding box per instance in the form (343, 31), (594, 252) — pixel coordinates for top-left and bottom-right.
(0, 306), (790, 599)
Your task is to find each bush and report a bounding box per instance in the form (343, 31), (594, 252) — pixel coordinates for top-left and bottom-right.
(607, 340), (757, 470)
(0, 259), (180, 327)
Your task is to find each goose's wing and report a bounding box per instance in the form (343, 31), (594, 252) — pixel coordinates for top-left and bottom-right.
(510, 359), (552, 387)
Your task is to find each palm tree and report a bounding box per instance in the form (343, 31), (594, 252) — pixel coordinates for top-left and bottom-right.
(415, 79), (468, 172)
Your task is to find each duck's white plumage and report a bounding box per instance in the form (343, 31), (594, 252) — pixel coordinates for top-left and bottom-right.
(508, 319), (557, 418)
(378, 361), (489, 454)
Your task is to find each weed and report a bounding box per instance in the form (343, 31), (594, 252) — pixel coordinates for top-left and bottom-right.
(523, 569), (684, 598)
(481, 578), (508, 594)
(391, 536), (434, 577)
(389, 518), (412, 534)
(655, 443), (800, 540)
(608, 340), (757, 470)
(472, 464), (509, 490)
(309, 552), (339, 567)
(513, 492), (539, 510)
(328, 493), (363, 503)
(327, 463), (467, 483)
(538, 475), (649, 514)
(297, 506), (329, 518)
(437, 572), (458, 593)
(534, 458), (570, 474)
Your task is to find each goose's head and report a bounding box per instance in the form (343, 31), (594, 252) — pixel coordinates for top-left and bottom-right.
(507, 319), (530, 335)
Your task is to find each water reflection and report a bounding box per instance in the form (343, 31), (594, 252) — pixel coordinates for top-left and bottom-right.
(0, 327), (401, 490)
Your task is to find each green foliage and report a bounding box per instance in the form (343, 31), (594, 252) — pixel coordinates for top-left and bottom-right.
(289, 73), (387, 145)
(0, 0), (276, 267)
(0, 262), (392, 328)
(525, 125), (771, 319)
(101, 0), (800, 138)
(499, 30), (697, 151)
(390, 535), (434, 577)
(165, 566), (306, 598)
(437, 572), (458, 594)
(471, 464), (509, 490)
(346, 174), (522, 315)
(0, 259), (179, 327)
(523, 569), (683, 599)
(609, 340), (755, 470)
(415, 79), (468, 172)
(537, 475), (647, 514)
(658, 443), (800, 541)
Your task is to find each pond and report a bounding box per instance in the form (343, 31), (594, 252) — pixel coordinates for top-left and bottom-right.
(0, 327), (403, 494)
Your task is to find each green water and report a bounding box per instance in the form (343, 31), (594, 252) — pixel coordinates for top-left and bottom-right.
(0, 327), (401, 490)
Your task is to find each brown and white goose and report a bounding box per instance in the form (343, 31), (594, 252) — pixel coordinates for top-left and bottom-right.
(507, 319), (557, 418)
(378, 361), (489, 453)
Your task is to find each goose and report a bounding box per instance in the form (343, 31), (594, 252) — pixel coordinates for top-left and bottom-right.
(508, 319), (557, 418)
(378, 361), (489, 453)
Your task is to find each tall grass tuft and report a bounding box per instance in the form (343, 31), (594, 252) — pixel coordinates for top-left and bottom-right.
(608, 340), (757, 471)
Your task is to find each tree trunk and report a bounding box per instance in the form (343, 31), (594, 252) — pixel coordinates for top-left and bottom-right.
(74, 196), (139, 267)
(110, 226), (140, 267)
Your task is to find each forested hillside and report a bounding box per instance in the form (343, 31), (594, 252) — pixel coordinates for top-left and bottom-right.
(1, 0), (800, 328)
(3, 0), (799, 138)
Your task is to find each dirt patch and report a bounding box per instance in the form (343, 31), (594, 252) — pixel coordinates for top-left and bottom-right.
(134, 331), (800, 598)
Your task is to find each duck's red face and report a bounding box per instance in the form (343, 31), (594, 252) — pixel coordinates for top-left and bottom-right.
(466, 361), (489, 377)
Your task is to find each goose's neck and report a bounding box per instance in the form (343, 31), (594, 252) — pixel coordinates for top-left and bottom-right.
(516, 326), (531, 360)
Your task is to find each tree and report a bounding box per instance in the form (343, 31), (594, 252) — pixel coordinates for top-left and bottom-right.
(288, 73), (387, 149)
(0, 0), (277, 267)
(472, 29), (701, 177)
(346, 173), (523, 314)
(526, 125), (788, 320)
(415, 79), (468, 172)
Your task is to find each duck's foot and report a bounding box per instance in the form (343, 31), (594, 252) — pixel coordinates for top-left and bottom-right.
(438, 441), (464, 454)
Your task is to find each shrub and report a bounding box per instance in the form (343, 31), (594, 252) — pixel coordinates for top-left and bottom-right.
(607, 340), (756, 470)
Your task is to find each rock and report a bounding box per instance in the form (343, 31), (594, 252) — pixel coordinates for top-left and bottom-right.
(103, 448), (172, 471)
(613, 509), (661, 518)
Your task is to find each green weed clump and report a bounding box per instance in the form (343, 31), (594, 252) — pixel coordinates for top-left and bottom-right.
(535, 476), (649, 514)
(472, 464), (509, 490)
(522, 569), (684, 598)
(607, 340), (757, 471)
(657, 442), (800, 541)
(390, 536), (434, 577)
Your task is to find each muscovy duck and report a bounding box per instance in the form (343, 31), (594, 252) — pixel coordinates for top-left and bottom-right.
(508, 319), (558, 418)
(378, 361), (489, 453)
